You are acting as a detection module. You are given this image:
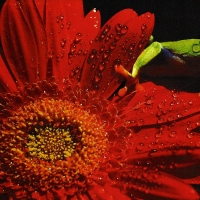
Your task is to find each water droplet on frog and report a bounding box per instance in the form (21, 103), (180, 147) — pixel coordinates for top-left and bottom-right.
(192, 43), (200, 53)
(87, 49), (97, 64)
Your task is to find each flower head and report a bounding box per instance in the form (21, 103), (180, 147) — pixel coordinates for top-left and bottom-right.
(0, 0), (200, 200)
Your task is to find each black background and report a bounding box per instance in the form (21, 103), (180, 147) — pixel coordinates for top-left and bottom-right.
(1, 0), (200, 41)
(83, 0), (200, 41)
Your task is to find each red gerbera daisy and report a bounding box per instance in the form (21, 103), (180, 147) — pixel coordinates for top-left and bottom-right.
(0, 0), (200, 199)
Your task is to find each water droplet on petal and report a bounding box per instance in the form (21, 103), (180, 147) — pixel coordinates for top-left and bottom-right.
(103, 50), (110, 60)
(74, 33), (82, 43)
(188, 101), (193, 105)
(60, 38), (66, 47)
(121, 25), (128, 35)
(87, 49), (97, 64)
(60, 14), (64, 20)
(109, 42), (116, 50)
(187, 132), (194, 139)
(141, 24), (147, 31)
(157, 118), (164, 124)
(169, 131), (176, 138)
(94, 72), (102, 83)
(98, 62), (106, 71)
(67, 22), (71, 30)
(136, 143), (144, 151)
(115, 24), (122, 32)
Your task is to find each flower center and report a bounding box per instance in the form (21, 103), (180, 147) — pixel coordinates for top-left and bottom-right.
(1, 97), (108, 191)
(27, 126), (77, 161)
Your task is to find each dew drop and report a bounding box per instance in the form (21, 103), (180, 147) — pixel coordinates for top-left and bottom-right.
(60, 14), (64, 20)
(99, 45), (105, 54)
(99, 24), (111, 40)
(169, 131), (176, 138)
(114, 33), (121, 41)
(157, 118), (164, 124)
(70, 69), (75, 77)
(136, 143), (144, 151)
(87, 49), (97, 64)
(115, 24), (122, 32)
(60, 23), (64, 29)
(94, 72), (102, 83)
(196, 121), (200, 126)
(167, 115), (174, 122)
(70, 44), (76, 55)
(60, 38), (66, 47)
(137, 119), (144, 126)
(103, 50), (110, 60)
(67, 22), (71, 30)
(121, 25), (128, 35)
(56, 16), (60, 23)
(141, 24), (147, 31)
(98, 62), (106, 71)
(188, 101), (193, 105)
(187, 132), (194, 139)
(109, 42), (116, 50)
(74, 33), (82, 43)
(196, 141), (200, 147)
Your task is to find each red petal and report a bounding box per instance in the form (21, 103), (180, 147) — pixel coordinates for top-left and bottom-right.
(80, 10), (154, 98)
(0, 55), (17, 93)
(109, 169), (199, 200)
(34, 0), (46, 21)
(45, 0), (84, 85)
(89, 183), (130, 200)
(68, 9), (101, 87)
(120, 82), (200, 126)
(1, 0), (47, 85)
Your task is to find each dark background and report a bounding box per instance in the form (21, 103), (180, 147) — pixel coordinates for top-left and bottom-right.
(1, 0), (200, 41)
(83, 0), (200, 41)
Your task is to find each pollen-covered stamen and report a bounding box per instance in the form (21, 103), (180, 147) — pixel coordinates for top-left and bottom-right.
(27, 126), (76, 161)
(115, 65), (143, 94)
(0, 97), (108, 192)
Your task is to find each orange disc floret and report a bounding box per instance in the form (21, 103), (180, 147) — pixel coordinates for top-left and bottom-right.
(0, 85), (109, 196)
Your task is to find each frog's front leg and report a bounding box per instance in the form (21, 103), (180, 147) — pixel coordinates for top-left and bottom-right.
(132, 41), (185, 78)
(132, 41), (163, 78)
(132, 39), (200, 78)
